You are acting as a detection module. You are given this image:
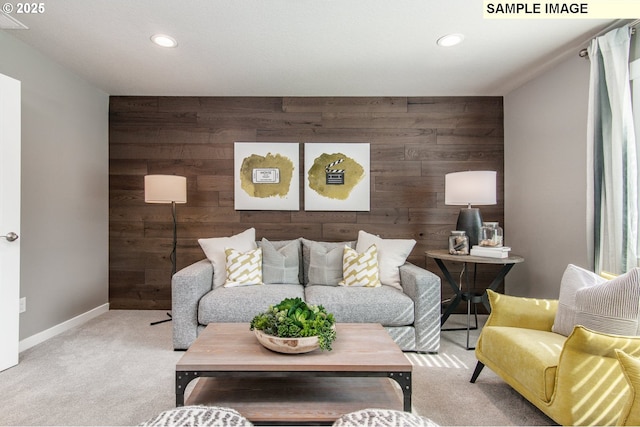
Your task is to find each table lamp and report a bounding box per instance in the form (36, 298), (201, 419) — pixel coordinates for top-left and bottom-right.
(445, 171), (496, 247)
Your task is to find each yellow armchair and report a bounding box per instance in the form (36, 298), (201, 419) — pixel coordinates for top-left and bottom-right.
(472, 290), (640, 426)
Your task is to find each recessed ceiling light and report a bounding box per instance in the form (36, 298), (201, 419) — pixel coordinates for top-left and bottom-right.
(151, 34), (178, 48)
(437, 33), (464, 47)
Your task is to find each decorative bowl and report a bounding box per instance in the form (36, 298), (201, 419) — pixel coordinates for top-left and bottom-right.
(254, 329), (320, 354)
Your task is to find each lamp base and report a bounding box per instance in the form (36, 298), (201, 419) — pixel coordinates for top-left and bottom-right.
(456, 208), (483, 247)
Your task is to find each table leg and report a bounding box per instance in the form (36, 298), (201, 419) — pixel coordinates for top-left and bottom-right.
(176, 371), (199, 407)
(434, 258), (463, 326)
(480, 263), (516, 312)
(389, 372), (412, 411)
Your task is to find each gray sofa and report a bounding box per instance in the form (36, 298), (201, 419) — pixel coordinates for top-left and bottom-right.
(172, 237), (441, 353)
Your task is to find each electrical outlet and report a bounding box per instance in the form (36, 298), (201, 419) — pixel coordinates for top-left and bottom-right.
(19, 297), (26, 313)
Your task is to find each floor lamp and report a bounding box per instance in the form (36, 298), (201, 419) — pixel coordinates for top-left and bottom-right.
(144, 174), (187, 325)
(444, 171), (496, 247)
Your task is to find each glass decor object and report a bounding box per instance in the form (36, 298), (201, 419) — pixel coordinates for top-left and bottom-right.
(449, 230), (469, 255)
(479, 222), (503, 247)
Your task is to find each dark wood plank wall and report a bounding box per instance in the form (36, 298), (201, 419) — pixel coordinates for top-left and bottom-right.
(109, 96), (504, 310)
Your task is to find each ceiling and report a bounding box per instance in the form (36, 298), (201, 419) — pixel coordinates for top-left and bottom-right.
(1, 1), (616, 96)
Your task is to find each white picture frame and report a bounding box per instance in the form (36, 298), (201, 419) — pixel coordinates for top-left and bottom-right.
(234, 142), (300, 210)
(304, 143), (370, 211)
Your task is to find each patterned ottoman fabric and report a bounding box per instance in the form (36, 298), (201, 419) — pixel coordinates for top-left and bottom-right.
(332, 408), (439, 427)
(139, 406), (253, 427)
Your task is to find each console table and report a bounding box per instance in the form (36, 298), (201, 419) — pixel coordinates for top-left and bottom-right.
(426, 249), (524, 349)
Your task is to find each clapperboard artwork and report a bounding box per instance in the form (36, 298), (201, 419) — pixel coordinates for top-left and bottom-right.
(325, 159), (345, 185)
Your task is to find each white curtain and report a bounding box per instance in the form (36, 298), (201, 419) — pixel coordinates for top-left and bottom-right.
(587, 25), (638, 274)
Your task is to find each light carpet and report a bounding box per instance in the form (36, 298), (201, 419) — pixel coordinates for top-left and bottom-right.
(0, 310), (556, 426)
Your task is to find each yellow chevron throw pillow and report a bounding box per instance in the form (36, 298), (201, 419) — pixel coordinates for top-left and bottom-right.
(339, 244), (381, 288)
(224, 247), (263, 287)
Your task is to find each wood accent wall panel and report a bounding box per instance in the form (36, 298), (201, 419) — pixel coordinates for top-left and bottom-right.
(109, 96), (504, 310)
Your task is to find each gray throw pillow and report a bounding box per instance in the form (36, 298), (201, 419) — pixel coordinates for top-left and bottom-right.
(301, 239), (355, 286)
(259, 238), (301, 285)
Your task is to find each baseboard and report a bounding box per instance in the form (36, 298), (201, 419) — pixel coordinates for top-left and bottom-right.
(19, 303), (110, 352)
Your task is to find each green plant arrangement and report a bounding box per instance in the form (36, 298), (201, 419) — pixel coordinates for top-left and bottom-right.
(250, 297), (337, 351)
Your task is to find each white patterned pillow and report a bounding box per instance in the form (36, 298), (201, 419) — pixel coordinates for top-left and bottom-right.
(552, 264), (608, 336)
(574, 268), (640, 335)
(224, 247), (263, 288)
(355, 230), (415, 290)
(198, 228), (257, 288)
(339, 244), (381, 288)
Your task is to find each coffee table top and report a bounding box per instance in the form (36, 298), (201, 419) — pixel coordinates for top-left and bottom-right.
(177, 323), (411, 373)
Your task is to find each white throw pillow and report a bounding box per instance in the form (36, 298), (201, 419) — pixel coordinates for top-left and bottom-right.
(575, 268), (640, 336)
(224, 247), (263, 288)
(552, 264), (608, 336)
(198, 228), (257, 288)
(355, 230), (415, 290)
(339, 244), (381, 288)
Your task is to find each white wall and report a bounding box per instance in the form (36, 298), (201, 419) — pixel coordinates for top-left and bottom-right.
(504, 54), (591, 298)
(0, 31), (109, 340)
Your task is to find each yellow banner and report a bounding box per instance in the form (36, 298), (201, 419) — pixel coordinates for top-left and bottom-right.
(484, 1), (640, 19)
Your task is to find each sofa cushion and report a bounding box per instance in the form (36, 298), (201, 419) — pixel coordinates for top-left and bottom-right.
(224, 247), (263, 287)
(198, 228), (257, 289)
(198, 285), (305, 324)
(259, 238), (301, 285)
(479, 326), (565, 402)
(575, 268), (640, 336)
(304, 285), (413, 326)
(339, 244), (381, 288)
(355, 230), (415, 290)
(301, 239), (355, 286)
(552, 264), (607, 336)
(616, 349), (640, 426)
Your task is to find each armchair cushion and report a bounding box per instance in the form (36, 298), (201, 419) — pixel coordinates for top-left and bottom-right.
(479, 326), (565, 402)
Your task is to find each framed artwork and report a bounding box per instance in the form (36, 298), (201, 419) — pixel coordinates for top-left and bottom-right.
(304, 143), (370, 211)
(234, 142), (299, 210)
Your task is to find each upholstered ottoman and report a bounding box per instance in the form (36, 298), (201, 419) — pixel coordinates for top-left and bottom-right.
(332, 408), (439, 427)
(139, 406), (252, 426)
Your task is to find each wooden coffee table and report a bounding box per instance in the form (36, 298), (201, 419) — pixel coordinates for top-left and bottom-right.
(175, 323), (412, 425)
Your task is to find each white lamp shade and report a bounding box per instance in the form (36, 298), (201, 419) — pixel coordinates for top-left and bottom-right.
(144, 175), (187, 204)
(445, 171), (496, 206)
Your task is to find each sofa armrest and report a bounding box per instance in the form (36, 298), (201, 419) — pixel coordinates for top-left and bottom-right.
(172, 259), (214, 350)
(484, 289), (558, 332)
(550, 326), (640, 426)
(400, 263), (441, 352)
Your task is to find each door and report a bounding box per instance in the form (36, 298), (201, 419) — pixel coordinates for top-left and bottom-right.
(0, 73), (21, 372)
